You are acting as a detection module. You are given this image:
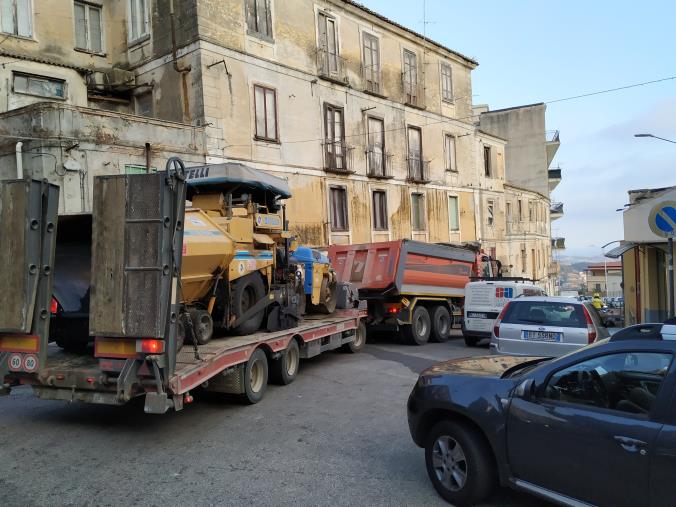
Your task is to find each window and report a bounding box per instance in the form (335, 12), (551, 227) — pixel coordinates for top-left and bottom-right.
(444, 134), (456, 172)
(0, 0), (31, 37)
(403, 49), (418, 105)
(366, 116), (385, 177)
(543, 352), (672, 415)
(518, 200), (523, 221)
(330, 186), (349, 231)
(324, 103), (346, 171)
(254, 85), (278, 141)
(440, 63), (453, 102)
(448, 195), (459, 231)
(245, 0), (272, 40)
(372, 190), (388, 231)
(135, 91), (152, 117)
(521, 245), (527, 272)
(362, 32), (380, 93)
(528, 201), (534, 222)
(13, 72), (65, 99)
(74, 2), (103, 53)
(318, 12), (339, 77)
(487, 200), (494, 226)
(128, 0), (149, 42)
(483, 145), (492, 177)
(506, 202), (512, 222)
(407, 126), (424, 181)
(595, 283), (602, 291)
(411, 193), (425, 231)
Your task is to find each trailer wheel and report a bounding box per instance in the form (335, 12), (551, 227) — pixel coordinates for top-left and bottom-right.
(431, 306), (451, 343)
(231, 273), (266, 335)
(241, 348), (268, 404)
(402, 306), (431, 346)
(270, 339), (300, 385)
(342, 321), (366, 353)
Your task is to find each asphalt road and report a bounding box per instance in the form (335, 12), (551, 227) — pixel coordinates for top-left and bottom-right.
(0, 334), (543, 507)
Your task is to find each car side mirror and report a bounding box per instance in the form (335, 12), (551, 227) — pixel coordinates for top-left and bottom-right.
(514, 378), (535, 401)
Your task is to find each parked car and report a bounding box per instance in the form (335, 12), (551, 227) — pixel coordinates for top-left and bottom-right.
(407, 323), (676, 506)
(462, 280), (545, 347)
(490, 296), (609, 357)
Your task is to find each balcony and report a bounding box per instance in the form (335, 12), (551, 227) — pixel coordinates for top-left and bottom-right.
(550, 201), (564, 220)
(317, 48), (347, 84)
(401, 74), (423, 108)
(366, 147), (393, 179)
(548, 260), (561, 276)
(406, 158), (430, 183)
(546, 130), (560, 168)
(362, 64), (382, 95)
(548, 166), (562, 192)
(552, 237), (566, 250)
(323, 141), (354, 174)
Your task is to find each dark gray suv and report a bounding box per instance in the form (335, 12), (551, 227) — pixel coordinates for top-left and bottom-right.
(407, 323), (676, 506)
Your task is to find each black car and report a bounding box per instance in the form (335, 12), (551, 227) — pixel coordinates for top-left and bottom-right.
(407, 323), (676, 506)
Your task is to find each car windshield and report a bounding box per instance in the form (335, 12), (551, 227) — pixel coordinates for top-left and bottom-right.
(502, 301), (586, 328)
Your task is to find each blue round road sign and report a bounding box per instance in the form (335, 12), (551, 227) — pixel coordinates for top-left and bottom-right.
(649, 201), (676, 238)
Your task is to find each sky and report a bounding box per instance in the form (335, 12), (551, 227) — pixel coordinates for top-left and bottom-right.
(360, 0), (676, 259)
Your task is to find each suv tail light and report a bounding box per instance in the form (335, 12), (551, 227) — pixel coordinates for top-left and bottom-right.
(493, 303), (510, 338)
(583, 307), (597, 344)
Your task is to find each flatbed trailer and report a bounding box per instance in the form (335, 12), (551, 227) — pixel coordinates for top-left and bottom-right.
(0, 165), (365, 414)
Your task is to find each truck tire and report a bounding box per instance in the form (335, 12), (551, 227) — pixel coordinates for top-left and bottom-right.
(241, 348), (268, 404)
(342, 321), (366, 353)
(402, 306), (431, 345)
(231, 273), (266, 335)
(270, 339), (300, 385)
(425, 420), (497, 506)
(431, 306), (451, 343)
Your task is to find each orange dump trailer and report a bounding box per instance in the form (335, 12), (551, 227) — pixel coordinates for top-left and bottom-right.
(328, 240), (497, 345)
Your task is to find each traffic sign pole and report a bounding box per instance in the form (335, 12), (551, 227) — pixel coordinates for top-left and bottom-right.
(669, 237), (675, 319)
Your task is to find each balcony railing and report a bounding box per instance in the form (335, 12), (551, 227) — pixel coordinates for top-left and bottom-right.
(323, 140), (354, 173)
(317, 47), (347, 83)
(401, 73), (422, 107)
(552, 237), (566, 250)
(548, 167), (562, 179)
(366, 147), (393, 178)
(550, 202), (564, 214)
(546, 130), (560, 143)
(362, 64), (381, 95)
(406, 157), (430, 183)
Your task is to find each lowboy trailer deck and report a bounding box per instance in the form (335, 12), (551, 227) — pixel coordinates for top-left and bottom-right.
(0, 163), (365, 413)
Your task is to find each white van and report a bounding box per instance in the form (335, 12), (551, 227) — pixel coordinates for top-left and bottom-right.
(462, 280), (545, 346)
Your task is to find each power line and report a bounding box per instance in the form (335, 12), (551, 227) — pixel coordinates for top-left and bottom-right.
(546, 75), (676, 104)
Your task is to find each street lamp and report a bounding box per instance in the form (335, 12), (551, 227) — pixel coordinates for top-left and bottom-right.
(634, 133), (676, 144)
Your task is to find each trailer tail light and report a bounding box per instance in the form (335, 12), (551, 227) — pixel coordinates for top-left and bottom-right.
(493, 303), (510, 338)
(139, 339), (164, 354)
(50, 297), (59, 314)
(385, 304), (402, 315)
(583, 307), (597, 344)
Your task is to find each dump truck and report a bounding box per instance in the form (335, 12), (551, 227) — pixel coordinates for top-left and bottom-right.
(328, 240), (500, 345)
(0, 160), (366, 413)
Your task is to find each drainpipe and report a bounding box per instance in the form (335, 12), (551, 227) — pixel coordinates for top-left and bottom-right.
(169, 0), (192, 122)
(15, 142), (23, 179)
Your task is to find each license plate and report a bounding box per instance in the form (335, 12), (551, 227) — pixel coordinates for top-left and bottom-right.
(467, 312), (488, 319)
(522, 331), (562, 342)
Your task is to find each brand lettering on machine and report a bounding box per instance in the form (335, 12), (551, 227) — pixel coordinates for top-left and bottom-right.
(186, 167), (210, 180)
(496, 287), (513, 299)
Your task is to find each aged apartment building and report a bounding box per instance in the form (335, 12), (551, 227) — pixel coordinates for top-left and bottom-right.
(0, 0), (560, 292)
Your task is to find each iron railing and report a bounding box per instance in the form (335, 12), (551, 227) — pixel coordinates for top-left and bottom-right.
(546, 130), (560, 143)
(366, 147), (393, 178)
(401, 72), (421, 107)
(362, 63), (381, 94)
(323, 140), (353, 173)
(317, 47), (346, 82)
(548, 167), (562, 179)
(406, 157), (430, 183)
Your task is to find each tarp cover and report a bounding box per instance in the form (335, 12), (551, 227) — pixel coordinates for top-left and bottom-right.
(185, 162), (292, 199)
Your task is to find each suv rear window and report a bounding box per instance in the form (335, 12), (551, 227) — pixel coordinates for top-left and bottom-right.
(502, 301), (586, 328)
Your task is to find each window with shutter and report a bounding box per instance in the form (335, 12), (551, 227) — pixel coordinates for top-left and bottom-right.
(372, 191), (388, 231)
(362, 33), (380, 93)
(330, 186), (349, 231)
(440, 63), (453, 102)
(246, 0), (273, 40)
(448, 196), (459, 231)
(411, 193), (426, 231)
(128, 0), (149, 43)
(74, 2), (103, 53)
(1, 0), (32, 37)
(444, 134), (456, 172)
(403, 50), (418, 105)
(253, 85), (278, 141)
